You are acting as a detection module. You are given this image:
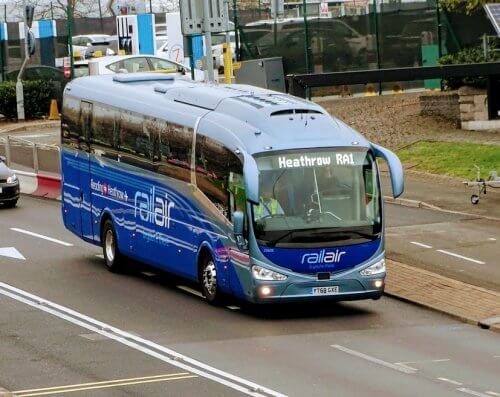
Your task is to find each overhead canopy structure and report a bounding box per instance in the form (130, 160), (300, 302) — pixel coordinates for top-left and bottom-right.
(484, 4), (500, 37)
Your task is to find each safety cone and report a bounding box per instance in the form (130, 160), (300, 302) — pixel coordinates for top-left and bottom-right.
(48, 99), (60, 121)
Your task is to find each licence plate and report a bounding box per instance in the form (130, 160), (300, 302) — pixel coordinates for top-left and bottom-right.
(312, 286), (339, 295)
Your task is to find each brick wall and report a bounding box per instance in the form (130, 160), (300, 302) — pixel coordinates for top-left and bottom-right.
(458, 86), (489, 130)
(419, 91), (460, 127)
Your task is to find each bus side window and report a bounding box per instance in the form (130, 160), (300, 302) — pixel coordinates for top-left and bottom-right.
(155, 120), (193, 183)
(195, 135), (243, 220)
(79, 101), (92, 152)
(118, 111), (151, 168)
(61, 96), (81, 148)
(91, 104), (116, 157)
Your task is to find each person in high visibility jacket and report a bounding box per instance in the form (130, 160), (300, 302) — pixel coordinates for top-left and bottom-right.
(254, 191), (284, 219)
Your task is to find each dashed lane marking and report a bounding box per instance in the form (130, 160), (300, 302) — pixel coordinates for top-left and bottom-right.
(176, 285), (204, 298)
(394, 358), (450, 371)
(410, 241), (433, 249)
(10, 228), (73, 247)
(488, 238), (497, 241)
(436, 249), (486, 265)
(13, 373), (197, 396)
(0, 282), (285, 397)
(457, 388), (494, 397)
(437, 377), (463, 386)
(486, 392), (500, 397)
(331, 345), (417, 374)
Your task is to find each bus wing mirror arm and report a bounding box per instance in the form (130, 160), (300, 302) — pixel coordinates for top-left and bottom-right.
(371, 143), (405, 199)
(243, 152), (260, 204)
(233, 211), (248, 250)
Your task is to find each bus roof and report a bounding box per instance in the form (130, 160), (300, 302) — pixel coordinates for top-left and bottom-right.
(65, 74), (370, 156)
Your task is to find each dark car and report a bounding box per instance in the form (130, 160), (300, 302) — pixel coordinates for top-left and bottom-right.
(0, 156), (20, 208)
(5, 65), (69, 105)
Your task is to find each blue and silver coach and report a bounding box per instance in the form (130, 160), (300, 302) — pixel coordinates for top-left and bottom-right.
(61, 74), (404, 304)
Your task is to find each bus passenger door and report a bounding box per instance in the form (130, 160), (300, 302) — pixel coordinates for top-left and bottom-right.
(79, 101), (94, 242)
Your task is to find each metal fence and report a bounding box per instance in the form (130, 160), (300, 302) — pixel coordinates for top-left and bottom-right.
(0, 135), (60, 176)
(230, 0), (495, 94)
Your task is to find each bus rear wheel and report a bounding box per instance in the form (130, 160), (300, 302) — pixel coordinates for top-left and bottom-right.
(102, 220), (125, 273)
(200, 255), (224, 305)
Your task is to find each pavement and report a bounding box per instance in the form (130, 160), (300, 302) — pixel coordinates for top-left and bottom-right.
(0, 125), (60, 146)
(0, 196), (499, 397)
(382, 170), (500, 220)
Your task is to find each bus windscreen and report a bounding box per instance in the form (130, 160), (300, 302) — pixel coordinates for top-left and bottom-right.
(252, 148), (381, 248)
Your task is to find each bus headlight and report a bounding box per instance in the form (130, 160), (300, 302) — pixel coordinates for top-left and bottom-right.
(251, 265), (287, 281)
(7, 174), (17, 184)
(360, 259), (386, 276)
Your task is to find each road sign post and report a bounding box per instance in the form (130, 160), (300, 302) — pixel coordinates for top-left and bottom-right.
(16, 3), (35, 121)
(179, 0), (228, 82)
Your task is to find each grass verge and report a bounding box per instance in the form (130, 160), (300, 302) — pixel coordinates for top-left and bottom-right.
(397, 141), (500, 180)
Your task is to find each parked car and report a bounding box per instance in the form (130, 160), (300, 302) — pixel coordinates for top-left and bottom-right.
(243, 17), (374, 74)
(72, 34), (117, 59)
(0, 156), (20, 208)
(5, 65), (69, 105)
(85, 55), (204, 81)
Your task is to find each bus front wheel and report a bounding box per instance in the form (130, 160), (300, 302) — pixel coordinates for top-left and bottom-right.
(102, 220), (125, 273)
(200, 255), (224, 305)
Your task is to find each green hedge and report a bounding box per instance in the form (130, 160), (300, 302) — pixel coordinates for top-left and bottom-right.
(439, 45), (500, 89)
(0, 80), (59, 120)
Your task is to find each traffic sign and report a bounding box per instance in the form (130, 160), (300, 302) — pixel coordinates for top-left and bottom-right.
(179, 0), (228, 35)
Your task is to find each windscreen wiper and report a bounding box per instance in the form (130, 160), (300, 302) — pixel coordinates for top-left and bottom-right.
(267, 230), (297, 247)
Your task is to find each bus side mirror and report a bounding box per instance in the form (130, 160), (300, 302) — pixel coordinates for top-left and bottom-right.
(371, 143), (404, 199)
(243, 152), (259, 204)
(233, 211), (247, 250)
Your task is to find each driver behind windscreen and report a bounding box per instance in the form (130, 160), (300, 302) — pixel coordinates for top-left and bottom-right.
(254, 178), (285, 219)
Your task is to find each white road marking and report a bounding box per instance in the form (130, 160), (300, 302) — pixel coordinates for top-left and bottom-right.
(410, 241), (433, 249)
(176, 285), (204, 298)
(10, 228), (73, 247)
(436, 249), (485, 265)
(393, 362), (418, 371)
(494, 355), (500, 358)
(397, 358), (450, 366)
(95, 254), (104, 259)
(486, 392), (500, 397)
(226, 306), (240, 311)
(0, 282), (286, 397)
(437, 377), (463, 386)
(488, 238), (497, 241)
(331, 345), (417, 374)
(457, 388), (494, 397)
(0, 247), (26, 260)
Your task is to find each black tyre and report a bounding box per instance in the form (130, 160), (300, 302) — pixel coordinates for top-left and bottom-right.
(200, 255), (224, 305)
(101, 220), (125, 273)
(4, 199), (17, 208)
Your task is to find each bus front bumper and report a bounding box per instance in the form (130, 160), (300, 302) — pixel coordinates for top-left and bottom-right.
(249, 276), (385, 304)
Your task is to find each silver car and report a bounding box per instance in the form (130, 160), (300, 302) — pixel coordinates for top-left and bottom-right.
(0, 156), (20, 208)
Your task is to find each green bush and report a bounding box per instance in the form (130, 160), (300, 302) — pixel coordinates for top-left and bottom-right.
(439, 45), (500, 89)
(0, 80), (59, 120)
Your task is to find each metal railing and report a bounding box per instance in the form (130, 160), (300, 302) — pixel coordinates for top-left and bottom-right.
(0, 135), (60, 176)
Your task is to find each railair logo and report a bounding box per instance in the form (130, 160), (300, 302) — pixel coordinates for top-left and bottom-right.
(301, 249), (346, 265)
(134, 186), (175, 229)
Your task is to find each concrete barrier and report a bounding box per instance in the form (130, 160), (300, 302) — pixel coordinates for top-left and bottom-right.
(15, 170), (61, 201)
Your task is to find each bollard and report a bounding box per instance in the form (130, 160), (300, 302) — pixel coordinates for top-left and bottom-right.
(48, 99), (60, 120)
(223, 43), (233, 84)
(33, 143), (39, 174)
(5, 135), (11, 166)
